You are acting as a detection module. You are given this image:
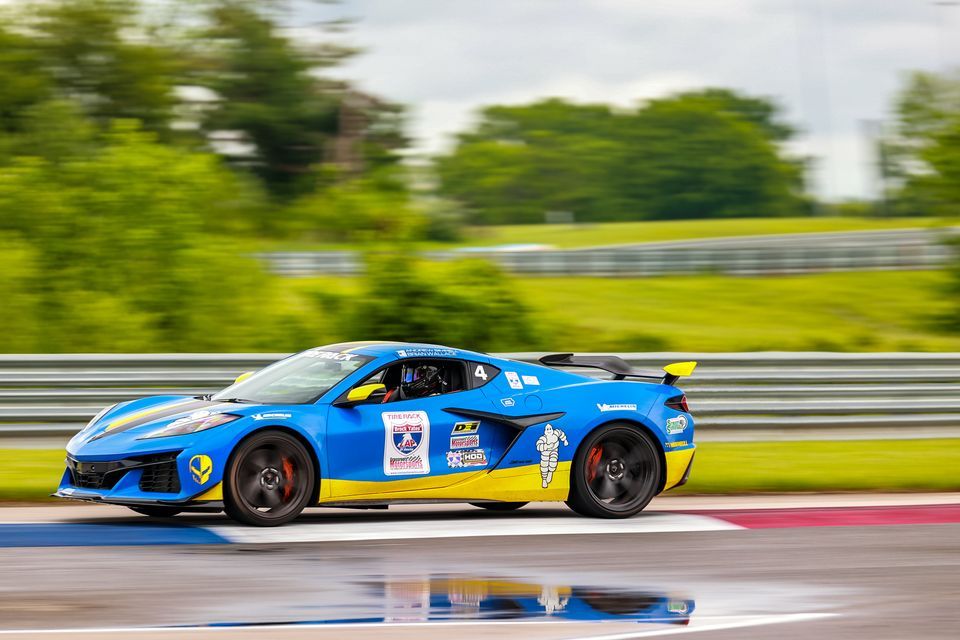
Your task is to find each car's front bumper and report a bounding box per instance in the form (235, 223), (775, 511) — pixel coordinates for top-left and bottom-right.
(54, 447), (225, 506)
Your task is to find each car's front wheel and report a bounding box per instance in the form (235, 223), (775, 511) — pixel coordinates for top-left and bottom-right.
(566, 423), (661, 519)
(224, 430), (314, 526)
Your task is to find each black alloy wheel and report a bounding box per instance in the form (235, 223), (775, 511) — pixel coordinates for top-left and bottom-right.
(566, 423), (661, 518)
(224, 430), (314, 526)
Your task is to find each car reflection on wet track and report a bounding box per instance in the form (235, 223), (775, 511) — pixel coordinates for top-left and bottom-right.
(188, 576), (694, 628)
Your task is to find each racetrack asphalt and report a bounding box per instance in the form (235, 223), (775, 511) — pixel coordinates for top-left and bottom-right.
(0, 496), (958, 639)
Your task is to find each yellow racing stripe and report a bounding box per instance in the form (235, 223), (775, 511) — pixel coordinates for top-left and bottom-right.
(320, 462), (572, 504)
(104, 399), (196, 432)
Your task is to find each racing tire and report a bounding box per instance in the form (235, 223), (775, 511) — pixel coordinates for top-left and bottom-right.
(566, 423), (661, 519)
(224, 430), (314, 527)
(127, 505), (182, 518)
(469, 502), (528, 511)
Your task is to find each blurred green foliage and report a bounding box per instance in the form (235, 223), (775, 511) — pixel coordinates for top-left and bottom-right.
(340, 256), (536, 352)
(0, 0), (954, 355)
(436, 91), (807, 225)
(884, 71), (960, 331)
(885, 70), (960, 217)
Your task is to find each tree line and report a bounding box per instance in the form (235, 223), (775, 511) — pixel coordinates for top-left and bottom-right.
(0, 0), (956, 353)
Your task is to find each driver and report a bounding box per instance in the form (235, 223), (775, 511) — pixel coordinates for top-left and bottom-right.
(401, 364), (445, 399)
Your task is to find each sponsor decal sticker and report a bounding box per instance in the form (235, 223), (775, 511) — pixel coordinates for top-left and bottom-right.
(668, 601), (689, 614)
(521, 375), (540, 386)
(450, 434), (480, 449)
(451, 421), (480, 435)
(303, 350), (357, 361)
(253, 412), (292, 421)
(382, 411), (430, 475)
(446, 448), (488, 468)
(667, 440), (689, 448)
(536, 424), (568, 488)
(189, 454), (213, 485)
(500, 398), (515, 407)
(504, 371), (523, 390)
(597, 403), (638, 412)
(396, 347), (457, 358)
(665, 415), (688, 435)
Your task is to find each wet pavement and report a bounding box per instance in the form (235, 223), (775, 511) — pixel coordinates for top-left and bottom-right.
(0, 502), (957, 639)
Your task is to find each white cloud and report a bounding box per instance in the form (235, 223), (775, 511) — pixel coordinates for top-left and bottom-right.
(295, 0), (955, 200)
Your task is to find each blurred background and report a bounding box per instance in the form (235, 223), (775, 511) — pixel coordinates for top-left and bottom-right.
(0, 2), (959, 637)
(0, 0), (957, 496)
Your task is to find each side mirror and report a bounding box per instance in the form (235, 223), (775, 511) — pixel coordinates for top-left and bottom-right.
(234, 371), (254, 384)
(335, 383), (387, 407)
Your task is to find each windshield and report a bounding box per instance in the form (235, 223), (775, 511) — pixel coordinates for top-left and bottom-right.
(212, 349), (373, 405)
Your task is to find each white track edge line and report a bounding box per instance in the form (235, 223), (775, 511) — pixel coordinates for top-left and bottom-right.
(0, 613), (839, 636)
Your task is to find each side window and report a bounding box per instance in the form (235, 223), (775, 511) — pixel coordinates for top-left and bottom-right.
(468, 361), (501, 389)
(370, 359), (469, 403)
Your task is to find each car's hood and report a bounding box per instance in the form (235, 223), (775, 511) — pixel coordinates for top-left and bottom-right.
(70, 396), (268, 448)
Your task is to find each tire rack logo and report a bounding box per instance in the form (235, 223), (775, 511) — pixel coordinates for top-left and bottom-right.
(447, 448), (487, 468)
(189, 454), (213, 485)
(382, 411), (430, 476)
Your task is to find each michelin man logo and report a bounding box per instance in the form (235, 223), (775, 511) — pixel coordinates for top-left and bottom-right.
(535, 423), (568, 488)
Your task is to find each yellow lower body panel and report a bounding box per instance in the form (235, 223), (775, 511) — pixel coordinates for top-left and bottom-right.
(663, 446), (696, 490)
(320, 462), (573, 504)
(198, 446), (693, 506)
(194, 482), (223, 501)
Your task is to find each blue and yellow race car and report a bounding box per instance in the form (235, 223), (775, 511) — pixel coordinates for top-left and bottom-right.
(56, 342), (696, 526)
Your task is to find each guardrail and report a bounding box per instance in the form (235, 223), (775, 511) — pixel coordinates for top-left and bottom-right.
(0, 352), (957, 440)
(260, 228), (957, 277)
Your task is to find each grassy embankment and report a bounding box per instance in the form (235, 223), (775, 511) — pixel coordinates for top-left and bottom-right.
(285, 270), (960, 352)
(257, 216), (951, 252)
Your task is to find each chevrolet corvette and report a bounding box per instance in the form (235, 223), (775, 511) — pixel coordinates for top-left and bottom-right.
(56, 342), (696, 526)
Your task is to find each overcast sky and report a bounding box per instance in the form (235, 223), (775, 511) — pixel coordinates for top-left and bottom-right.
(301, 0), (959, 201)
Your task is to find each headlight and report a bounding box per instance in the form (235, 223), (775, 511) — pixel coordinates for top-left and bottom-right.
(139, 412), (240, 439)
(80, 404), (117, 434)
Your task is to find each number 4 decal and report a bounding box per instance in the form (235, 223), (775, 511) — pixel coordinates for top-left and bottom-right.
(474, 365), (488, 380)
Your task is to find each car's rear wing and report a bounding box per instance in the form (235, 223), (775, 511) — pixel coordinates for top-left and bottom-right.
(538, 353), (697, 386)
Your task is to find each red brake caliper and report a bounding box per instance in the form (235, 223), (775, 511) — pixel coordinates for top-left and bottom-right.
(281, 457), (294, 501)
(586, 445), (603, 483)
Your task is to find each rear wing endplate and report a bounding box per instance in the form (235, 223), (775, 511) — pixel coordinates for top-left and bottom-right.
(538, 353), (697, 386)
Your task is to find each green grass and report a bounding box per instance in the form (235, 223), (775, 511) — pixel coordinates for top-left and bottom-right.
(0, 449), (64, 501)
(285, 269), (959, 352)
(674, 439), (960, 494)
(254, 216), (953, 252)
(2, 440), (957, 501)
(513, 270), (960, 352)
(438, 216), (949, 249)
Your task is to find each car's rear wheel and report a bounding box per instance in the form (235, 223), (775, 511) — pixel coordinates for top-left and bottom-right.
(469, 502), (528, 511)
(566, 423), (661, 519)
(127, 505), (181, 518)
(224, 430), (314, 526)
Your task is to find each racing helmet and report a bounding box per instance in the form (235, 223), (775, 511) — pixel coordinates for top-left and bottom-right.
(401, 364), (445, 398)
